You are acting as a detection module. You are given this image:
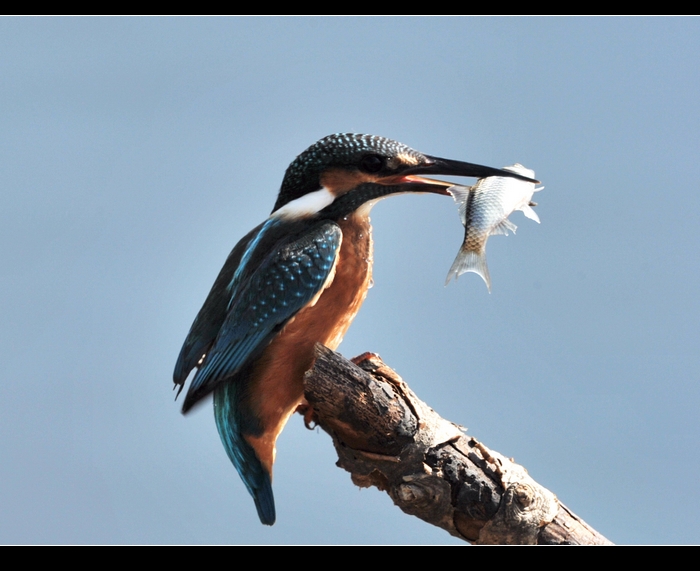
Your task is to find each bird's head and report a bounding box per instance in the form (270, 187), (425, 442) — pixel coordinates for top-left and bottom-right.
(272, 133), (539, 219)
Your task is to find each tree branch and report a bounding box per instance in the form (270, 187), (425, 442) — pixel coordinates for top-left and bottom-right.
(303, 344), (612, 545)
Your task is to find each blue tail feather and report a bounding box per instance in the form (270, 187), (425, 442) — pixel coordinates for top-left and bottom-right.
(251, 472), (276, 526)
(214, 381), (276, 526)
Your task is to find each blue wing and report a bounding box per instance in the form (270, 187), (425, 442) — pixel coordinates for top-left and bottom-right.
(180, 219), (342, 413)
(173, 222), (264, 393)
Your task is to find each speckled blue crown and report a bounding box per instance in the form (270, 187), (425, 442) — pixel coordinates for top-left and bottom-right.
(275, 133), (425, 211)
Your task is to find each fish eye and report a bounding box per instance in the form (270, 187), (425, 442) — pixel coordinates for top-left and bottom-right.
(359, 154), (385, 174)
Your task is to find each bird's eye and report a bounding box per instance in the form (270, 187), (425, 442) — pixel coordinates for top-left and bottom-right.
(359, 154), (385, 173)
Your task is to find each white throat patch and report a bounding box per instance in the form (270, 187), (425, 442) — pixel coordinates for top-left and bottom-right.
(272, 187), (335, 219)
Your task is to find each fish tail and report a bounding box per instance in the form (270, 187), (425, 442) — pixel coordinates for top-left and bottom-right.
(214, 381), (276, 526)
(445, 249), (492, 293)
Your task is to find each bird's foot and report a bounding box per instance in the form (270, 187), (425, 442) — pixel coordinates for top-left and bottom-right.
(351, 352), (382, 366)
(296, 403), (318, 430)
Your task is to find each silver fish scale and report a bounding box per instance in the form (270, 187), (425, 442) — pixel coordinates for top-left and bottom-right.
(446, 164), (541, 291)
(464, 178), (520, 247)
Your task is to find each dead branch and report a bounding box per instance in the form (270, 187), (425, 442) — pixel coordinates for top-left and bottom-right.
(303, 344), (612, 545)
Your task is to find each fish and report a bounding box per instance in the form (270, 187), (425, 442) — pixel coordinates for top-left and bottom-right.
(445, 163), (542, 292)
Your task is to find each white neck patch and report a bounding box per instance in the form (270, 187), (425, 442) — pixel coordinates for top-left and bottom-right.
(272, 187), (335, 219)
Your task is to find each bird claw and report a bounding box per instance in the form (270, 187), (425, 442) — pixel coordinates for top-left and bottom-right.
(296, 403), (318, 430)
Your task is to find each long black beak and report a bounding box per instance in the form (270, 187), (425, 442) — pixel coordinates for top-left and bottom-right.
(404, 155), (540, 184)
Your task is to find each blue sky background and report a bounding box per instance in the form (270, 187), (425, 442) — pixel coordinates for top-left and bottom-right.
(1, 17), (699, 544)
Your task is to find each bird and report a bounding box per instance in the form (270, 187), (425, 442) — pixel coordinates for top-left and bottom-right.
(173, 133), (538, 525)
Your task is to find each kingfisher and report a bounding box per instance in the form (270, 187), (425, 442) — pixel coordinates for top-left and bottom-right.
(173, 133), (538, 525)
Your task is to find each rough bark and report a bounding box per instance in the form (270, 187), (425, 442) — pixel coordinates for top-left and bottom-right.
(303, 344), (612, 545)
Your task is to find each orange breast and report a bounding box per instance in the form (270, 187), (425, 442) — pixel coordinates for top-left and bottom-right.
(244, 213), (374, 475)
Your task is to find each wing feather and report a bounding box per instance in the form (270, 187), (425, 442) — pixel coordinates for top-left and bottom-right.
(173, 223), (264, 392)
(180, 220), (342, 412)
